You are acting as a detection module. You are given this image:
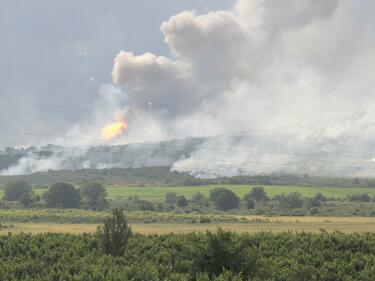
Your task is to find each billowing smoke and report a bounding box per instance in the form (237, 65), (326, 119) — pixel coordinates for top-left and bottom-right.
(3, 0), (375, 177)
(101, 0), (375, 177)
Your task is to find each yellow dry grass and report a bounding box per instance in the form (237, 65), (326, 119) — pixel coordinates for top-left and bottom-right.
(2, 215), (375, 234)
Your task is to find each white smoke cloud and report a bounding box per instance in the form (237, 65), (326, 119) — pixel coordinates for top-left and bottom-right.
(5, 0), (375, 177)
(161, 11), (250, 82)
(107, 0), (375, 177)
(111, 0), (346, 123)
(0, 150), (84, 176)
(235, 0), (338, 34)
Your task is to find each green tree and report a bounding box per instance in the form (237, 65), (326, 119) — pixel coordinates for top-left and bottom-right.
(248, 186), (269, 202)
(243, 194), (255, 209)
(194, 229), (258, 278)
(348, 193), (371, 202)
(210, 188), (239, 211)
(126, 196), (155, 211)
(165, 192), (178, 205)
(192, 192), (206, 205)
(80, 182), (109, 210)
(279, 192), (304, 209)
(309, 193), (327, 207)
(3, 180), (34, 207)
(176, 195), (189, 207)
(97, 208), (132, 257)
(43, 183), (81, 208)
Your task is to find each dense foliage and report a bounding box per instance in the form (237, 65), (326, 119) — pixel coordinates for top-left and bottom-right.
(3, 180), (34, 207)
(97, 208), (132, 256)
(2, 166), (375, 188)
(80, 182), (109, 210)
(0, 209), (254, 224)
(0, 231), (375, 280)
(209, 188), (239, 211)
(3, 179), (375, 216)
(43, 183), (81, 208)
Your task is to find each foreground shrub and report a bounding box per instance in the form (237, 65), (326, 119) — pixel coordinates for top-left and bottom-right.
(193, 228), (258, 278)
(97, 208), (132, 256)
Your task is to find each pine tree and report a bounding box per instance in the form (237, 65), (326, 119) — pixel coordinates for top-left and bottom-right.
(97, 208), (132, 256)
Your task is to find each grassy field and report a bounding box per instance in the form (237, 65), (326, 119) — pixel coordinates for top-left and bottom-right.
(3, 215), (375, 234)
(1, 184), (375, 202)
(105, 184), (375, 202)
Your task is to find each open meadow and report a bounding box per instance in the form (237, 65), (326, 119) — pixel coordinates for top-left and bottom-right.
(105, 185), (375, 201)
(0, 184), (373, 202)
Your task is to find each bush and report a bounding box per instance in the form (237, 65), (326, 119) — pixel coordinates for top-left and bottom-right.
(348, 193), (371, 202)
(210, 188), (239, 211)
(177, 195), (189, 207)
(192, 192), (207, 205)
(308, 193), (327, 207)
(165, 192), (178, 205)
(278, 192), (304, 209)
(126, 196), (155, 211)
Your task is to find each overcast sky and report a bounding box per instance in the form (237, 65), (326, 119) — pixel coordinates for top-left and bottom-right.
(1, 0), (374, 150)
(0, 0), (233, 138)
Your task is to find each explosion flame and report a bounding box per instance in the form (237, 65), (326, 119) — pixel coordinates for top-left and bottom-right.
(101, 112), (129, 140)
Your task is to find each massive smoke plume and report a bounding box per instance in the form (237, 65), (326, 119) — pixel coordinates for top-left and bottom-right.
(3, 0), (375, 177)
(99, 0), (374, 177)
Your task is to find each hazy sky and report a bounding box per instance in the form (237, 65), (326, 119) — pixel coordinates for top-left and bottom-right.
(0, 0), (233, 137)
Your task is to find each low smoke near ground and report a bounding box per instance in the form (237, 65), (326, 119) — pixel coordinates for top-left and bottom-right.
(2, 0), (375, 177)
(2, 133), (375, 178)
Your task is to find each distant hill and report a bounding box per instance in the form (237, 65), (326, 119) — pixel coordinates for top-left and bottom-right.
(2, 134), (375, 178)
(0, 137), (207, 175)
(1, 166), (375, 188)
(0, 166), (192, 186)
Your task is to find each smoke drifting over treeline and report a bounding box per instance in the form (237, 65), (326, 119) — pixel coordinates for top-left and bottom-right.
(2, 0), (375, 177)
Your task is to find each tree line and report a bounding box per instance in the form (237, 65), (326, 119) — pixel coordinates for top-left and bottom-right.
(2, 180), (108, 210)
(3, 180), (375, 216)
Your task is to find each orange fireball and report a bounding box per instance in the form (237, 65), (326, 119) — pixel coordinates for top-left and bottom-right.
(101, 121), (128, 140)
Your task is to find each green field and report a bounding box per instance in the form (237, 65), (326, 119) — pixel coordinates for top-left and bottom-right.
(105, 184), (375, 202)
(2, 184), (375, 202)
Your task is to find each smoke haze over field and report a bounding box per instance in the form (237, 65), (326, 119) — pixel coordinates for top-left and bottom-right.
(2, 0), (375, 177)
